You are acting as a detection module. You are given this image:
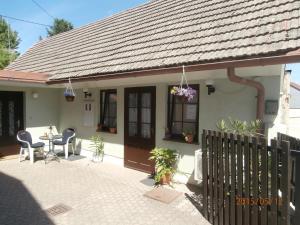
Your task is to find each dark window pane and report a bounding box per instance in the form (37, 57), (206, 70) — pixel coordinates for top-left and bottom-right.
(141, 108), (151, 123)
(173, 104), (183, 121)
(109, 93), (117, 103)
(183, 123), (196, 134)
(8, 101), (14, 136)
(141, 93), (151, 108)
(0, 101), (2, 136)
(100, 90), (117, 129)
(129, 93), (137, 107)
(183, 104), (197, 122)
(129, 108), (138, 122)
(141, 123), (151, 139)
(172, 122), (182, 135)
(109, 103), (117, 117)
(129, 123), (138, 137)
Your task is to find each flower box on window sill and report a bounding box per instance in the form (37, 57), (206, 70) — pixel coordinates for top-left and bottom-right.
(96, 130), (118, 134)
(96, 127), (117, 134)
(163, 136), (199, 145)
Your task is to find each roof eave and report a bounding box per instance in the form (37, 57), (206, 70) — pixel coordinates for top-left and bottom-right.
(47, 49), (300, 85)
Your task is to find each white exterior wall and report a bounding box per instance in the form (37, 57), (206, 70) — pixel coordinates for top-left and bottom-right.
(0, 65), (283, 183)
(0, 85), (60, 142)
(57, 65), (283, 183)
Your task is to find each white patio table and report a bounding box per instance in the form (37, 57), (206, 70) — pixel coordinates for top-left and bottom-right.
(39, 134), (62, 163)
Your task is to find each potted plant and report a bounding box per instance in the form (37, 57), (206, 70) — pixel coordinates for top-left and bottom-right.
(164, 127), (172, 139)
(149, 147), (177, 185)
(64, 89), (75, 102)
(109, 120), (117, 133)
(182, 131), (194, 144)
(170, 86), (196, 102)
(96, 123), (103, 132)
(90, 135), (105, 162)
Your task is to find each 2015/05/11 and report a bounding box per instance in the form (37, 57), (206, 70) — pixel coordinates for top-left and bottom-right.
(236, 197), (282, 206)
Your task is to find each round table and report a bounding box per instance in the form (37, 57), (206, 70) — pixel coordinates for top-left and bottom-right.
(39, 134), (62, 163)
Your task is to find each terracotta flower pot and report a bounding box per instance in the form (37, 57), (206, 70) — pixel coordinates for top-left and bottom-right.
(96, 124), (103, 132)
(65, 95), (75, 102)
(160, 173), (172, 185)
(185, 134), (194, 144)
(109, 128), (117, 133)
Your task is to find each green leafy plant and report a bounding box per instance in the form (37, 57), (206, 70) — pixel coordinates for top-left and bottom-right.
(90, 136), (104, 161)
(216, 117), (263, 136)
(149, 147), (177, 183)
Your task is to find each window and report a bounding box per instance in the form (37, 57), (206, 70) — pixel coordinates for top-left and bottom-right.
(167, 85), (199, 142)
(100, 90), (117, 132)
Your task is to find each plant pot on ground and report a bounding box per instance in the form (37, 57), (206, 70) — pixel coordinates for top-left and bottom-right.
(149, 147), (177, 185)
(90, 135), (104, 163)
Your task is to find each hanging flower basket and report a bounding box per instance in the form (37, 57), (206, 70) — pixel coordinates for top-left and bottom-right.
(170, 86), (196, 102)
(170, 66), (196, 102)
(64, 78), (75, 102)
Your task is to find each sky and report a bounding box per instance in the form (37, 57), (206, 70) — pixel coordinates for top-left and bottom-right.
(1, 0), (300, 83)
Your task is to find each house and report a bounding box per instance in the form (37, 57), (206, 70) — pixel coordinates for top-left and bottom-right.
(1, 0), (300, 183)
(287, 80), (300, 137)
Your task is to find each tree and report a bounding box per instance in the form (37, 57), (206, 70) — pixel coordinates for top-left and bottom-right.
(0, 18), (20, 69)
(47, 18), (73, 37)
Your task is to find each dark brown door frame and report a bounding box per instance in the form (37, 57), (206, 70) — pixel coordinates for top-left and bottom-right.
(0, 91), (24, 150)
(124, 86), (156, 173)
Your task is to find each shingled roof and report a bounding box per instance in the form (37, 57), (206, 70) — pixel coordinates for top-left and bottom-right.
(6, 0), (300, 81)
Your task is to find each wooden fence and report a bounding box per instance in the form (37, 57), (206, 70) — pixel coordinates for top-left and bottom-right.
(201, 130), (292, 225)
(278, 133), (300, 224)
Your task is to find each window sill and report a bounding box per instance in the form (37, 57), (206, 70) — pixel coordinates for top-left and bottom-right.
(163, 137), (199, 145)
(96, 130), (117, 134)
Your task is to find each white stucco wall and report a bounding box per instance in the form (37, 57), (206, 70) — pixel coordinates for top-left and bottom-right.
(57, 65), (283, 183)
(0, 85), (60, 142)
(0, 65), (283, 183)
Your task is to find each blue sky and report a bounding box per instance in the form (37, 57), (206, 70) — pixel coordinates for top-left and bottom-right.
(1, 0), (300, 83)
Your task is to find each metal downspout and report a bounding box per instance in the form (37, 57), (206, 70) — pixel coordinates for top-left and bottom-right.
(227, 67), (265, 120)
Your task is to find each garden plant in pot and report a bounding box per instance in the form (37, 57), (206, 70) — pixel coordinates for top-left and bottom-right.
(64, 78), (75, 102)
(90, 135), (105, 162)
(64, 90), (75, 102)
(149, 147), (177, 185)
(170, 65), (196, 103)
(109, 120), (117, 133)
(182, 131), (195, 144)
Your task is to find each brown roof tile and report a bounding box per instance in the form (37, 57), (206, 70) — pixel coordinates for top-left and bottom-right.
(6, 0), (300, 81)
(0, 70), (48, 83)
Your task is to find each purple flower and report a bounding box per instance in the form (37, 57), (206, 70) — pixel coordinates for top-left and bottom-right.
(170, 86), (196, 102)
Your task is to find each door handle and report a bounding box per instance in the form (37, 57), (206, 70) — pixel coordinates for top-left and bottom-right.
(17, 120), (20, 129)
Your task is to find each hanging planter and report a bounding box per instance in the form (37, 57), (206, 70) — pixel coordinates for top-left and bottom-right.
(64, 78), (75, 102)
(170, 66), (196, 102)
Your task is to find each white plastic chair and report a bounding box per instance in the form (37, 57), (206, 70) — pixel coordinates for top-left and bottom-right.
(17, 130), (45, 164)
(53, 129), (75, 159)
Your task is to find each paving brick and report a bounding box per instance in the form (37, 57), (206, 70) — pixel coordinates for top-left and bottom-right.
(0, 158), (210, 225)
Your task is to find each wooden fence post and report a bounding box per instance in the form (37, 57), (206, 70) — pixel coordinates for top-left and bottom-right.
(202, 130), (208, 219)
(280, 140), (291, 225)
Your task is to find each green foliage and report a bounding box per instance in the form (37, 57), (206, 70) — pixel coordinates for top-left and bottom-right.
(90, 136), (104, 158)
(216, 117), (263, 136)
(216, 119), (228, 132)
(0, 18), (20, 49)
(47, 18), (74, 37)
(149, 147), (177, 183)
(0, 18), (20, 68)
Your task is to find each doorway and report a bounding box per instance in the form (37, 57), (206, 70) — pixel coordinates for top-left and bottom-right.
(0, 91), (24, 158)
(124, 87), (156, 173)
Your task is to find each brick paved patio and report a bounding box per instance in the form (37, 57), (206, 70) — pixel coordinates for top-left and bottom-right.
(0, 157), (210, 225)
